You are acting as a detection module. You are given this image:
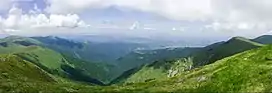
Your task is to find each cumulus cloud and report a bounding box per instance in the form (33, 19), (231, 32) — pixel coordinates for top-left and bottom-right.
(1, 0), (272, 37)
(0, 6), (87, 33)
(45, 0), (212, 21)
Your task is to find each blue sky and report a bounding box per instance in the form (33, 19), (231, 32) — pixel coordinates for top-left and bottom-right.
(0, 0), (271, 41)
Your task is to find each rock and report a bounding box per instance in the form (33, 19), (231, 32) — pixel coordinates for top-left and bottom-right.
(168, 69), (179, 77)
(197, 76), (206, 82)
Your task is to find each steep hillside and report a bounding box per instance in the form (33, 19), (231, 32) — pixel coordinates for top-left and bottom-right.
(0, 54), (54, 82)
(2, 36), (272, 92)
(112, 36), (263, 84)
(191, 36), (264, 66)
(31, 36), (147, 64)
(0, 54), (110, 92)
(253, 35), (272, 44)
(31, 36), (129, 83)
(111, 45), (272, 92)
(3, 45), (272, 92)
(112, 57), (193, 84)
(116, 47), (201, 71)
(0, 54), (56, 92)
(0, 36), (109, 85)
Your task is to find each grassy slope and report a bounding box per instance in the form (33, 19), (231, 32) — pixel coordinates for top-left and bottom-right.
(0, 54), (56, 92)
(0, 36), (71, 76)
(15, 47), (66, 70)
(253, 35), (272, 44)
(112, 37), (263, 84)
(31, 36), (145, 63)
(110, 45), (272, 92)
(0, 36), (108, 84)
(0, 54), (107, 93)
(31, 36), (122, 82)
(192, 36), (264, 66)
(113, 58), (193, 84)
(5, 44), (272, 92)
(62, 54), (116, 84)
(2, 38), (272, 92)
(116, 47), (200, 72)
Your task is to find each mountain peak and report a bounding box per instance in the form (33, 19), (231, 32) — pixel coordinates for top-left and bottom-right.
(230, 36), (248, 41)
(228, 36), (263, 46)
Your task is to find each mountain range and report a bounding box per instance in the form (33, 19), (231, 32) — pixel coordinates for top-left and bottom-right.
(1, 35), (272, 92)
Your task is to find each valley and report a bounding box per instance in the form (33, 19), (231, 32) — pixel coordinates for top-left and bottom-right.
(0, 35), (272, 92)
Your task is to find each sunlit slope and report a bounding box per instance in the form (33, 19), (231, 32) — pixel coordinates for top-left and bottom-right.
(112, 36), (263, 84)
(2, 36), (272, 92)
(0, 36), (107, 85)
(31, 36), (130, 83)
(0, 54), (56, 92)
(192, 36), (264, 66)
(116, 47), (201, 72)
(112, 57), (193, 84)
(113, 45), (272, 92)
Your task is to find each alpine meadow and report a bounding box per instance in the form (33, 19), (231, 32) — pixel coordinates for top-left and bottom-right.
(0, 0), (272, 92)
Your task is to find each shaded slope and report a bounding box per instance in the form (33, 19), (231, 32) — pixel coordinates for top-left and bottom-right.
(0, 54), (54, 82)
(116, 47), (201, 71)
(253, 35), (272, 44)
(32, 36), (143, 82)
(0, 54), (57, 92)
(191, 36), (264, 66)
(112, 57), (193, 84)
(31, 36), (146, 64)
(0, 36), (106, 85)
(0, 54), (105, 93)
(111, 45), (272, 92)
(113, 36), (263, 84)
(4, 45), (272, 92)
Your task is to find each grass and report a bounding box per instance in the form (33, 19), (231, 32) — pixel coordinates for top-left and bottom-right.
(192, 36), (264, 66)
(2, 36), (272, 92)
(115, 57), (193, 84)
(112, 45), (272, 92)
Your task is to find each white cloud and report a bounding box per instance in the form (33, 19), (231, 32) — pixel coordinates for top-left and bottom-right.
(129, 21), (140, 30)
(1, 0), (272, 38)
(45, 0), (212, 21)
(0, 0), (13, 11)
(212, 0), (272, 23)
(4, 6), (22, 29)
(0, 6), (88, 33)
(45, 0), (109, 14)
(49, 14), (81, 27)
(44, 0), (272, 23)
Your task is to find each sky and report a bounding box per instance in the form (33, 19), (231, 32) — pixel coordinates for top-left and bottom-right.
(0, 0), (271, 40)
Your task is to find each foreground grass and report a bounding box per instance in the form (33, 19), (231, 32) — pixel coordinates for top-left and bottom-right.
(3, 45), (272, 92)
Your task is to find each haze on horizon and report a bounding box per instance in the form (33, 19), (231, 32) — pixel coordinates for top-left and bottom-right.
(0, 0), (271, 46)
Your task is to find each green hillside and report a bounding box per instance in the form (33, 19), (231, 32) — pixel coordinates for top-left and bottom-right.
(31, 36), (146, 64)
(31, 36), (138, 82)
(0, 36), (109, 85)
(112, 57), (193, 84)
(3, 44), (272, 92)
(116, 47), (201, 72)
(112, 36), (264, 84)
(0, 54), (56, 92)
(109, 44), (272, 92)
(2, 35), (272, 92)
(253, 35), (272, 44)
(192, 36), (264, 66)
(0, 54), (106, 92)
